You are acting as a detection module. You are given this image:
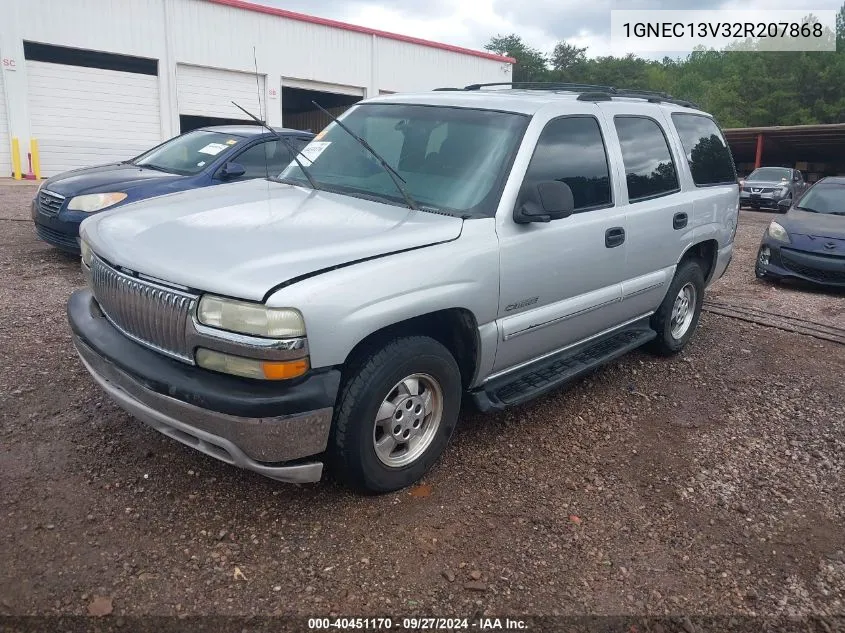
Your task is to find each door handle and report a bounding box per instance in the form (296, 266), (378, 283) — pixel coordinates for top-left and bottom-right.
(605, 227), (625, 248)
(673, 212), (688, 230)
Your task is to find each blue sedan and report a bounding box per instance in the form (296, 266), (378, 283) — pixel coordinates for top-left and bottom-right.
(31, 125), (314, 254)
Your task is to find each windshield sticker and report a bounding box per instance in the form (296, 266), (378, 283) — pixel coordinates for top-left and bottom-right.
(299, 141), (331, 165)
(225, 139), (237, 145)
(197, 161), (206, 167)
(198, 142), (229, 156)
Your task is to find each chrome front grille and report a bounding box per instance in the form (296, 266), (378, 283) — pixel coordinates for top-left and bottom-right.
(38, 190), (65, 216)
(89, 255), (199, 363)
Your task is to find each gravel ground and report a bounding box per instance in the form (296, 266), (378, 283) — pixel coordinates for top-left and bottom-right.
(1, 182), (844, 624)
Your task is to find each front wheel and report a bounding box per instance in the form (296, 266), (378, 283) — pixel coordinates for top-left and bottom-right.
(648, 260), (705, 356)
(328, 336), (462, 493)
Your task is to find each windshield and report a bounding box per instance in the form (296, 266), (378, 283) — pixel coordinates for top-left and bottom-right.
(277, 103), (529, 217)
(795, 183), (845, 215)
(747, 167), (790, 182)
(133, 130), (244, 175)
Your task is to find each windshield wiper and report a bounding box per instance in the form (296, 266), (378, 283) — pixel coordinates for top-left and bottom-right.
(794, 206), (817, 213)
(230, 101), (321, 192)
(138, 163), (175, 174)
(310, 100), (418, 211)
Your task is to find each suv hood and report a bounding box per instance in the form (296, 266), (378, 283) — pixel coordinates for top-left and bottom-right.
(43, 162), (181, 196)
(81, 179), (464, 302)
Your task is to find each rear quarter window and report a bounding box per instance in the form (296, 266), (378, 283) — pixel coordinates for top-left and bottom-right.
(671, 113), (737, 186)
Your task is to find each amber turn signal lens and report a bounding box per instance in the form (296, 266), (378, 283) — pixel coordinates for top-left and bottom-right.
(261, 358), (309, 380)
(196, 348), (309, 380)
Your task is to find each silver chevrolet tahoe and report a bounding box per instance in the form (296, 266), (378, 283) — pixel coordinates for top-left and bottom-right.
(68, 83), (739, 493)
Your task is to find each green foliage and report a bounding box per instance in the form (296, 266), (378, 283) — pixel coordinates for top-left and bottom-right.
(484, 34), (550, 82)
(485, 4), (845, 126)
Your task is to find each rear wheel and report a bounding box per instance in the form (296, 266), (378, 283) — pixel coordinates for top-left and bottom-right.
(648, 260), (705, 356)
(328, 336), (462, 493)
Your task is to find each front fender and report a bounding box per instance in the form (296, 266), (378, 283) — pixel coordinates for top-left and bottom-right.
(265, 218), (500, 369)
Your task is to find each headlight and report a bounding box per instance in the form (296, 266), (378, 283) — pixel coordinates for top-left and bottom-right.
(768, 221), (790, 243)
(196, 348), (309, 381)
(197, 295), (306, 338)
(80, 239), (93, 267)
(67, 192), (128, 212)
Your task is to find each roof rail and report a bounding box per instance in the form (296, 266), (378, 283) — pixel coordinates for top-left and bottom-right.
(432, 81), (700, 109)
(462, 81), (617, 92)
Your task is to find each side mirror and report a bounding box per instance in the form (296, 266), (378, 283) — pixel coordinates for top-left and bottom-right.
(514, 180), (575, 224)
(219, 161), (246, 180)
(777, 198), (792, 211)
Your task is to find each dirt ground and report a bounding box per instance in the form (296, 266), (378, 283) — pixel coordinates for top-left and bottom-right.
(1, 182), (844, 626)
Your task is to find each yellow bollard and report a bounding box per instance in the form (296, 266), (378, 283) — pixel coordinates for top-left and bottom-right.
(31, 139), (41, 180)
(11, 137), (22, 180)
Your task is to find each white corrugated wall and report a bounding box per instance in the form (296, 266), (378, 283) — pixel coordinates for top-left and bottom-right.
(376, 38), (512, 93)
(0, 69), (10, 177)
(168, 0), (374, 91)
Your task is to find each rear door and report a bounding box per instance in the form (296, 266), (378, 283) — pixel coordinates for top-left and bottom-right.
(596, 102), (692, 316)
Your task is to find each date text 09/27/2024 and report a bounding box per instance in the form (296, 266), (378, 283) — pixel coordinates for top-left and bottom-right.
(307, 617), (529, 630)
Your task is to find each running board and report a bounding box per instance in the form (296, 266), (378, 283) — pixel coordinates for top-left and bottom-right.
(471, 325), (657, 412)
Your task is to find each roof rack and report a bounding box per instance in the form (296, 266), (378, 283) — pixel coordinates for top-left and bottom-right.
(432, 82), (700, 109)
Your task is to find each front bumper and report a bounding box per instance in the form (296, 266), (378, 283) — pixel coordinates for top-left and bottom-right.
(68, 288), (341, 483)
(756, 238), (845, 288)
(31, 199), (83, 254)
(740, 192), (788, 209)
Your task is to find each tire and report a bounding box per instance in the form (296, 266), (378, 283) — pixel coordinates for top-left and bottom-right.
(648, 259), (705, 356)
(328, 336), (462, 494)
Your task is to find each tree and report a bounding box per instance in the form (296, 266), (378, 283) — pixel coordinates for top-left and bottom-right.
(484, 34), (549, 82)
(550, 42), (587, 73)
(486, 2), (845, 127)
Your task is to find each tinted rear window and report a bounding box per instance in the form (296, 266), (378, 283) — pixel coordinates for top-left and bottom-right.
(671, 113), (736, 186)
(614, 116), (679, 201)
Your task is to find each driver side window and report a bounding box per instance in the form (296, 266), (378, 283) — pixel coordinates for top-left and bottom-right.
(228, 140), (291, 179)
(522, 115), (613, 212)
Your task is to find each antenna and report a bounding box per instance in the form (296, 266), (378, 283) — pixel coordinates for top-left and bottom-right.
(252, 45), (270, 187)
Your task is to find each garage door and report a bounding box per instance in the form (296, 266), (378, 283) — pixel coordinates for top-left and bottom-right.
(0, 70), (10, 178)
(176, 65), (266, 120)
(27, 61), (161, 176)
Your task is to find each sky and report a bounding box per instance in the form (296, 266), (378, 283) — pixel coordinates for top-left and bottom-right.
(263, 0), (843, 59)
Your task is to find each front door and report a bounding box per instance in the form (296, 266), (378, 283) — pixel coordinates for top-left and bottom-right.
(494, 114), (630, 374)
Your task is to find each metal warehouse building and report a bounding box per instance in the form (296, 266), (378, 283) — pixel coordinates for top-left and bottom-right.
(0, 0), (514, 177)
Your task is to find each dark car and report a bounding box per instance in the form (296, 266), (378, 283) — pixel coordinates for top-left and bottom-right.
(32, 125), (314, 254)
(740, 166), (808, 211)
(755, 176), (845, 287)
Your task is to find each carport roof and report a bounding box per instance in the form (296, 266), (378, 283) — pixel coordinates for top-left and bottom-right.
(724, 123), (845, 164)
